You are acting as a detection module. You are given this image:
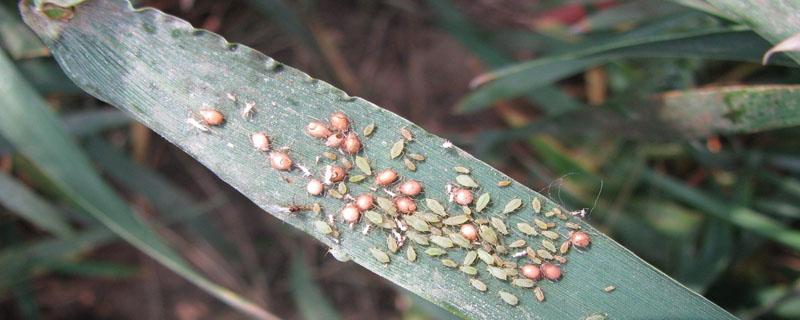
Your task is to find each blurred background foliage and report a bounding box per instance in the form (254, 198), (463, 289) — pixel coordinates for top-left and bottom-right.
(1, 0), (799, 319)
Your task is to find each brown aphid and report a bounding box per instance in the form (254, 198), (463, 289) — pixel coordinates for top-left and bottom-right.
(325, 133), (345, 148)
(341, 203), (361, 223)
(394, 196), (417, 214)
(541, 263), (562, 281)
(306, 179), (324, 196)
(306, 121), (332, 138)
(199, 109), (225, 126)
(330, 111), (350, 132)
(324, 165), (347, 184)
(375, 169), (399, 186)
(355, 194), (375, 211)
(398, 180), (423, 196)
(342, 132), (362, 154)
(453, 188), (474, 206)
(269, 151), (292, 171)
(460, 223), (479, 241)
(251, 132), (270, 151)
(571, 231), (592, 248)
(521, 264), (543, 281)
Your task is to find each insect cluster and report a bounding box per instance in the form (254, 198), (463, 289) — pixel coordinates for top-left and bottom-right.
(189, 104), (596, 309)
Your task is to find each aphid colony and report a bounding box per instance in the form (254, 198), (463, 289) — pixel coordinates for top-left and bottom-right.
(191, 106), (594, 308)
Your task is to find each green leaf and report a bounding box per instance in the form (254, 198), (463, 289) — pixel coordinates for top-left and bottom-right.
(0, 42), (271, 320)
(700, 0), (800, 64)
(460, 29), (793, 113)
(0, 171), (75, 238)
(20, 1), (735, 318)
(0, 3), (48, 59)
(290, 254), (341, 320)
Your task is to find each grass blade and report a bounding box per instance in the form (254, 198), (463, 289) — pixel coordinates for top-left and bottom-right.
(0, 171), (75, 238)
(0, 45), (272, 319)
(289, 254), (341, 320)
(21, 1), (735, 318)
(460, 29), (793, 113)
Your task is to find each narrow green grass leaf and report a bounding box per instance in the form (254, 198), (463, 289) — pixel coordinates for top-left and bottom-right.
(0, 45), (271, 319)
(460, 29), (793, 113)
(290, 254), (342, 320)
(20, 1), (735, 318)
(0, 3), (48, 59)
(0, 171), (75, 238)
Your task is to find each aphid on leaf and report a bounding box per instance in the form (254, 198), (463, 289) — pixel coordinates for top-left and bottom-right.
(355, 194), (375, 211)
(400, 127), (414, 141)
(269, 151), (293, 171)
(498, 291), (518, 306)
(375, 169), (399, 186)
(603, 285), (616, 293)
(306, 121), (332, 139)
(398, 180), (423, 196)
(363, 123), (375, 137)
(541, 263), (562, 281)
(330, 111), (350, 132)
(199, 109), (225, 126)
(460, 223), (479, 241)
(325, 132), (346, 148)
(251, 132), (270, 151)
(306, 179), (324, 196)
(323, 165), (347, 184)
(453, 188), (474, 206)
(534, 287), (545, 302)
(241, 101), (256, 119)
(394, 197), (417, 214)
(571, 231), (592, 249)
(521, 264), (542, 280)
(342, 132), (362, 154)
(341, 203), (361, 224)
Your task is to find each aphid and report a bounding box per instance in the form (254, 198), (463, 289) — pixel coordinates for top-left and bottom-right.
(400, 127), (414, 141)
(430, 235), (454, 248)
(355, 194), (375, 211)
(453, 188), (474, 206)
(407, 153), (425, 161)
(513, 278), (535, 288)
(449, 233), (471, 248)
(542, 230), (560, 240)
(566, 222), (582, 230)
(541, 263), (562, 281)
(442, 215), (469, 226)
(251, 132), (270, 151)
(570, 231), (592, 249)
(325, 132), (346, 148)
(425, 247), (447, 256)
(463, 251), (478, 266)
(306, 121), (332, 138)
(454, 166), (470, 174)
(517, 223), (537, 236)
(475, 193), (490, 212)
(406, 246), (417, 262)
(603, 285), (616, 293)
(533, 287), (545, 302)
(390, 140), (405, 159)
(403, 158), (416, 171)
(342, 132), (362, 154)
(490, 217), (508, 235)
(460, 223), (478, 241)
(312, 203), (321, 214)
(306, 179), (324, 196)
(369, 248), (390, 264)
(349, 175), (366, 183)
(455, 175), (478, 188)
(584, 313), (608, 320)
(241, 102), (256, 119)
(498, 291), (518, 306)
(497, 180), (512, 187)
(394, 196), (417, 214)
(502, 198), (523, 214)
(398, 180), (423, 196)
(459, 265), (478, 275)
(363, 123), (375, 137)
(321, 151), (337, 161)
(337, 182), (347, 195)
(329, 111), (350, 131)
(488, 266), (508, 280)
(199, 109), (225, 126)
(532, 197), (542, 214)
(375, 169), (399, 186)
(542, 239), (557, 253)
(323, 165), (347, 184)
(314, 220), (333, 235)
(404, 215), (430, 232)
(269, 151), (293, 171)
(441, 259), (458, 268)
(425, 198), (447, 216)
(479, 225), (498, 245)
(186, 117), (210, 132)
(509, 239), (526, 248)
(560, 240), (571, 254)
(341, 203), (361, 224)
(470, 278), (487, 292)
(476, 249), (495, 265)
(554, 255), (568, 264)
(387, 234), (399, 253)
(354, 156), (371, 175)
